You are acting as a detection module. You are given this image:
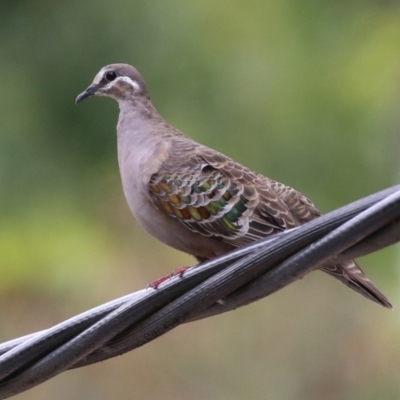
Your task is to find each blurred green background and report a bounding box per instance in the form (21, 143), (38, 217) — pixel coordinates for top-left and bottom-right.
(1, 1), (400, 399)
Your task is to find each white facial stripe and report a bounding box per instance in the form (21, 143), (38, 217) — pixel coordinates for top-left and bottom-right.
(93, 67), (107, 85)
(103, 76), (141, 92)
(117, 76), (141, 91)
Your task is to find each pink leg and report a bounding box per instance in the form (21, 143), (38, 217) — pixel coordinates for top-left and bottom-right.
(147, 254), (215, 289)
(147, 266), (192, 289)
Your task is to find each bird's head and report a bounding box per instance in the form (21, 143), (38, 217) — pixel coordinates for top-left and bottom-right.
(75, 64), (148, 104)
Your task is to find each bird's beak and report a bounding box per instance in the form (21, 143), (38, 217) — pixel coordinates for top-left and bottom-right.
(75, 84), (99, 104)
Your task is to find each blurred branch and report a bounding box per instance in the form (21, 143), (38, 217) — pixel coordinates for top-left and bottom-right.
(0, 185), (399, 399)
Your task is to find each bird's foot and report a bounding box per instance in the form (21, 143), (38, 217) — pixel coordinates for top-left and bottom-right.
(170, 266), (191, 277)
(147, 266), (191, 289)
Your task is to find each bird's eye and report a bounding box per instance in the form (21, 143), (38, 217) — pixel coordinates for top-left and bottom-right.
(105, 71), (117, 81)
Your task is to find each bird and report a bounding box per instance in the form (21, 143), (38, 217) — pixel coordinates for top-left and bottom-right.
(76, 63), (392, 309)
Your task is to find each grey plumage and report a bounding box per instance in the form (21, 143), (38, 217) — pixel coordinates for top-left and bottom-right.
(76, 63), (392, 309)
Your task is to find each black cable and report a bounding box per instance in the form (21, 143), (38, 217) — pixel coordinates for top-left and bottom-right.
(0, 185), (398, 399)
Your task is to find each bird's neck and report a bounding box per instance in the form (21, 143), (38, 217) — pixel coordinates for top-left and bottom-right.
(118, 97), (163, 130)
(116, 97), (171, 190)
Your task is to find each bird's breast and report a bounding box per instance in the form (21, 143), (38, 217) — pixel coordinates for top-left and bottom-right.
(116, 135), (227, 258)
(117, 132), (177, 237)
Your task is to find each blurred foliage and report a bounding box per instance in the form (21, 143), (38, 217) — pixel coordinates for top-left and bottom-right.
(1, 1), (400, 399)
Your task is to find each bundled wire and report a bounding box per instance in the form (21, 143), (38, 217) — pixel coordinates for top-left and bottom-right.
(0, 184), (399, 399)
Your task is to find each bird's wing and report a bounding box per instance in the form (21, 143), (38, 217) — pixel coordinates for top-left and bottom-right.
(148, 141), (320, 247)
(148, 139), (392, 309)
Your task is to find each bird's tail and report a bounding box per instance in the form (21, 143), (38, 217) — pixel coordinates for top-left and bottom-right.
(321, 261), (392, 309)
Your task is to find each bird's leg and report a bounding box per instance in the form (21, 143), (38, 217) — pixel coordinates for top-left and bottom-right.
(147, 255), (213, 289)
(147, 266), (192, 289)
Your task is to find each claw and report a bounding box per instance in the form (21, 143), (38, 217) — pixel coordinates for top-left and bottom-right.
(147, 275), (170, 289)
(147, 266), (192, 289)
(170, 266), (191, 278)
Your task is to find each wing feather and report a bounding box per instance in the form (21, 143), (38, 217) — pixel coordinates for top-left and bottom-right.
(146, 136), (391, 308)
(148, 140), (316, 245)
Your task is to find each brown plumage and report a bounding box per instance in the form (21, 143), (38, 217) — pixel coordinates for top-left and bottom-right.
(76, 63), (392, 309)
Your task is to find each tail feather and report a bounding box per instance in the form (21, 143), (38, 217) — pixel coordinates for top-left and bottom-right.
(321, 261), (392, 309)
